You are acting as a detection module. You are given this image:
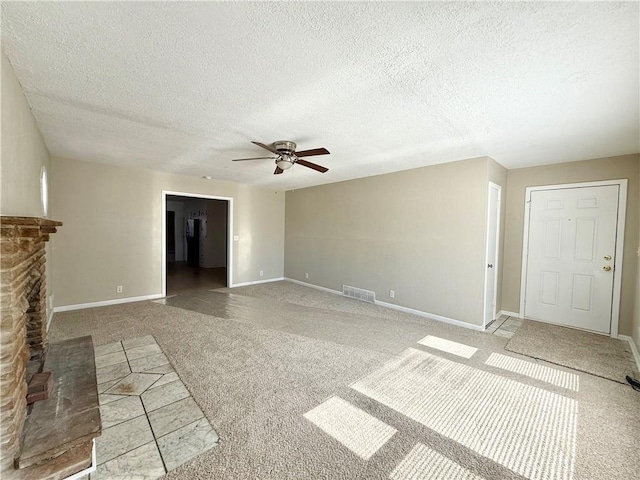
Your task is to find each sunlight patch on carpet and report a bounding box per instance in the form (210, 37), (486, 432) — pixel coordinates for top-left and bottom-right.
(352, 348), (577, 480)
(485, 353), (579, 392)
(417, 336), (478, 359)
(390, 443), (484, 480)
(303, 396), (396, 460)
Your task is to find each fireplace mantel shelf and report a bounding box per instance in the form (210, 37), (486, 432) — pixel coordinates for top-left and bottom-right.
(0, 216), (63, 225)
(0, 216), (62, 230)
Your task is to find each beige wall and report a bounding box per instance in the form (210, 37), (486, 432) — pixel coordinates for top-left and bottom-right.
(487, 158), (508, 313)
(1, 50), (51, 217)
(285, 157), (491, 326)
(1, 49), (57, 320)
(502, 154), (640, 336)
(51, 156), (284, 307)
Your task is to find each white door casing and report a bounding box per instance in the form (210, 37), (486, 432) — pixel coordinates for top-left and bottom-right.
(521, 181), (626, 335)
(161, 190), (234, 296)
(483, 182), (501, 327)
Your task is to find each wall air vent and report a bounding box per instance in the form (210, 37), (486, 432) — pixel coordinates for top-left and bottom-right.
(342, 285), (376, 303)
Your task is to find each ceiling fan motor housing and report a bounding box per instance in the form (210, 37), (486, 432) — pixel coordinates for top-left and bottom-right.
(273, 140), (297, 155)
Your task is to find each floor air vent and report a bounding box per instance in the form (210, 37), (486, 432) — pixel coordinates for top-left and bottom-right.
(342, 285), (376, 303)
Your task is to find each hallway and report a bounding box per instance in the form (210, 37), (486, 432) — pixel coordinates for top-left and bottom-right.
(166, 262), (226, 295)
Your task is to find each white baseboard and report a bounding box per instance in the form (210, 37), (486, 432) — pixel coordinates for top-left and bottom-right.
(375, 300), (485, 332)
(498, 310), (522, 318)
(53, 294), (164, 313)
(284, 278), (484, 332)
(284, 278), (342, 295)
(231, 277), (285, 288)
(619, 334), (640, 372)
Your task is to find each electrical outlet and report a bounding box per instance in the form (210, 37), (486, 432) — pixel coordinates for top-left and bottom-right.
(116, 285), (123, 293)
(389, 290), (395, 299)
(305, 273), (309, 279)
(259, 270), (264, 277)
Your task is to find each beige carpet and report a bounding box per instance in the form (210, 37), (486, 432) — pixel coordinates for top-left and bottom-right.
(49, 281), (639, 480)
(505, 319), (639, 384)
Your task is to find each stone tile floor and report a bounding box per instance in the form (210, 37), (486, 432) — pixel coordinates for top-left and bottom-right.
(485, 314), (523, 338)
(84, 335), (218, 479)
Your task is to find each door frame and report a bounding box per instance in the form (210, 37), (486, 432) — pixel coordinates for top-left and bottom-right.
(162, 190), (234, 297)
(519, 179), (627, 337)
(483, 182), (502, 328)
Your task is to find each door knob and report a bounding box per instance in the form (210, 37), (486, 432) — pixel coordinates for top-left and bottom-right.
(603, 265), (612, 271)
(604, 255), (612, 261)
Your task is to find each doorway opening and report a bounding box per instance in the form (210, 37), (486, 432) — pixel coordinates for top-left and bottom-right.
(162, 191), (233, 296)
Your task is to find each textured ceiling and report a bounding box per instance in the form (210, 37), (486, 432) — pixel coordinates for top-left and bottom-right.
(2, 2), (638, 190)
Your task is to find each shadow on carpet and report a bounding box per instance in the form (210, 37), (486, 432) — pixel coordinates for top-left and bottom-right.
(505, 320), (638, 384)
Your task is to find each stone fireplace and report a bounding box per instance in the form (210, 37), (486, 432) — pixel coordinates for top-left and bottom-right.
(1, 216), (101, 480)
(1, 216), (61, 474)
(0, 215), (105, 480)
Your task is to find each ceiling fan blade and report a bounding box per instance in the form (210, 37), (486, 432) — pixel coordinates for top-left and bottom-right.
(297, 159), (328, 173)
(252, 141), (279, 154)
(274, 166), (284, 175)
(294, 147), (330, 157)
(232, 156), (277, 162)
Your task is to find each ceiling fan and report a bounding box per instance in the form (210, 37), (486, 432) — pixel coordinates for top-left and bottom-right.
(232, 141), (330, 175)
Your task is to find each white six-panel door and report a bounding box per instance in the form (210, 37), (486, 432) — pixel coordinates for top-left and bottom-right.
(524, 185), (619, 333)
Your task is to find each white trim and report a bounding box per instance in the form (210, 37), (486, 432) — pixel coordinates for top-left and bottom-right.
(483, 182), (502, 327)
(519, 192), (531, 321)
(498, 310), (522, 319)
(284, 278), (484, 332)
(285, 278), (343, 295)
(162, 190), (234, 294)
(230, 277), (285, 288)
(53, 294), (164, 313)
(619, 335), (640, 372)
(375, 300), (485, 331)
(611, 181), (627, 337)
(519, 179), (627, 337)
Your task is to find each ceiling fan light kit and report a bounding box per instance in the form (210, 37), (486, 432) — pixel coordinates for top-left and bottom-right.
(232, 140), (330, 175)
(276, 157), (294, 170)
